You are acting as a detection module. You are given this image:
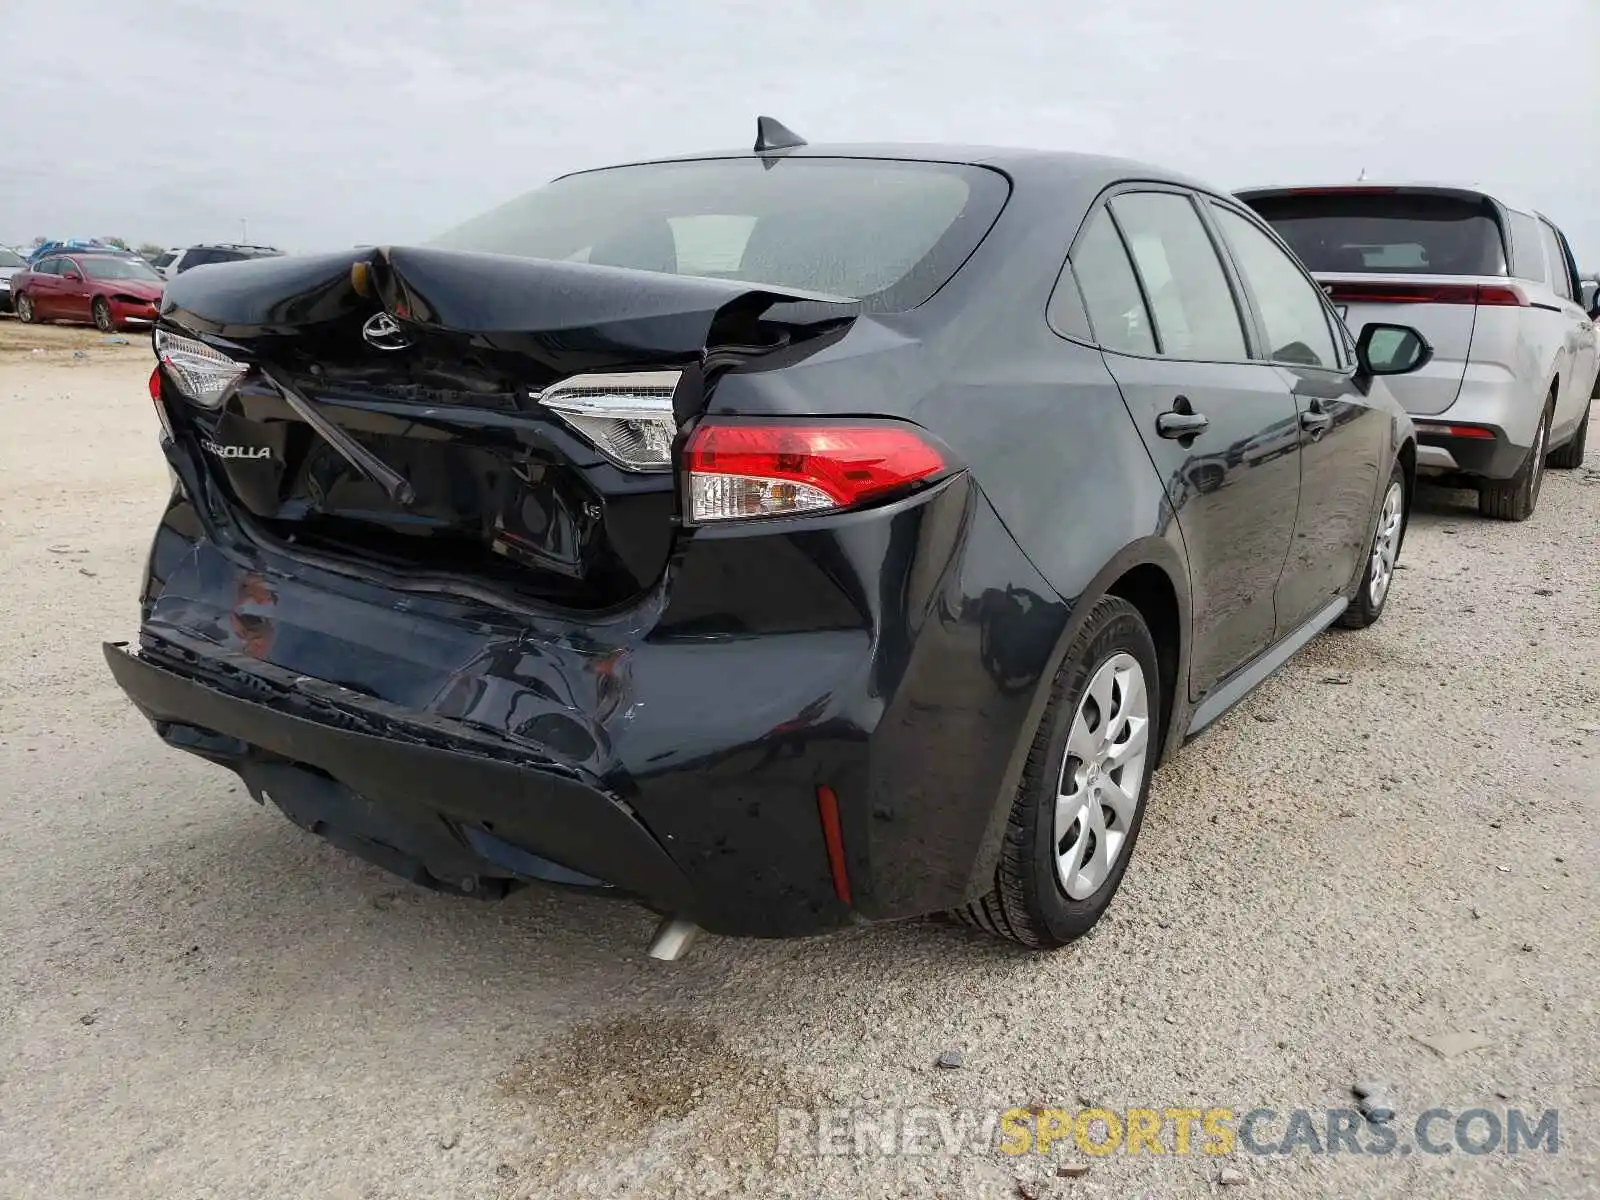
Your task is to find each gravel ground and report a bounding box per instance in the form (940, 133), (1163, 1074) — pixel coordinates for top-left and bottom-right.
(2, 337), (1597, 1199)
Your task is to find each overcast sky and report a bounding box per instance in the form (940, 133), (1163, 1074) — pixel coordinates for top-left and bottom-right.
(4, 0), (1597, 261)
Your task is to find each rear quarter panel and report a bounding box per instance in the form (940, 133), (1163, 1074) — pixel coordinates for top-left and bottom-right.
(1461, 303), (1563, 444)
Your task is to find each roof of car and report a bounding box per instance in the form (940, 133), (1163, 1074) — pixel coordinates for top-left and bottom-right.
(557, 142), (1229, 201)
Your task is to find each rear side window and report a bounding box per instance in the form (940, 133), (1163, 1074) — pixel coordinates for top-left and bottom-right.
(1246, 192), (1508, 276)
(1210, 205), (1338, 369)
(431, 156), (1010, 313)
(1538, 222), (1573, 300)
(1069, 209), (1156, 354)
(1505, 210), (1547, 283)
(1109, 192), (1248, 361)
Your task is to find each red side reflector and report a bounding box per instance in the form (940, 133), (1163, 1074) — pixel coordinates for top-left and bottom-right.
(815, 785), (853, 906)
(1417, 422), (1495, 439)
(685, 422), (946, 509)
(1321, 281), (1528, 307)
(149, 365), (174, 438)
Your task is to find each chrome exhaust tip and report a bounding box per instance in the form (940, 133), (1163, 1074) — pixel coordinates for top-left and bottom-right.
(646, 916), (700, 962)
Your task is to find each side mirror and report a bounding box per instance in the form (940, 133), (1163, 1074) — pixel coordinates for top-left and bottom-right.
(1580, 279), (1600, 319)
(1355, 322), (1433, 378)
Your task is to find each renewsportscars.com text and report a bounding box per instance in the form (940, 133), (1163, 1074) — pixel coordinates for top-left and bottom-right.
(775, 1105), (1560, 1159)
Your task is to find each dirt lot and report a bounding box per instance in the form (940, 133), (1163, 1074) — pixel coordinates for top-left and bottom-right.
(2, 337), (1597, 1199)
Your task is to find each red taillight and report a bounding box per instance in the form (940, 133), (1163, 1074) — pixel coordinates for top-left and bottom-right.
(149, 364), (174, 438)
(1322, 281), (1528, 307)
(1474, 285), (1529, 307)
(684, 421), (948, 523)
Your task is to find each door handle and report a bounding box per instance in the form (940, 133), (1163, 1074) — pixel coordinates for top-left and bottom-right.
(1156, 396), (1209, 439)
(1300, 404), (1334, 439)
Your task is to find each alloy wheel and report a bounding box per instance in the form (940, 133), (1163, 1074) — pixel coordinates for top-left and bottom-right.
(1054, 651), (1151, 899)
(16, 294), (32, 323)
(93, 299), (113, 332)
(1368, 480), (1404, 607)
(1527, 413), (1547, 506)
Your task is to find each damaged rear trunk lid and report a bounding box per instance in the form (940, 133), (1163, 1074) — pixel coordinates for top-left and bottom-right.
(157, 245), (856, 608)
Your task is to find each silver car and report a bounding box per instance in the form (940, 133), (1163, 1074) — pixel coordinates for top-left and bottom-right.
(0, 246), (25, 313)
(1239, 184), (1600, 520)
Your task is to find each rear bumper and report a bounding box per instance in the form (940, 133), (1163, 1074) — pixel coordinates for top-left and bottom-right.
(111, 460), (1065, 938)
(1411, 420), (1527, 480)
(106, 641), (697, 910)
(1421, 370), (1544, 457)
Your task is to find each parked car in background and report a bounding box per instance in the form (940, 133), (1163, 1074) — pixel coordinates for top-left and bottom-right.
(1238, 184), (1600, 519)
(110, 128), (1430, 954)
(0, 246), (25, 313)
(160, 243), (283, 279)
(28, 238), (115, 263)
(12, 252), (164, 331)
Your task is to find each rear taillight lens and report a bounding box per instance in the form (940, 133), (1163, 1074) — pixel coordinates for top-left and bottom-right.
(154, 328), (247, 408)
(685, 421), (948, 523)
(536, 370), (682, 472)
(1322, 281), (1529, 307)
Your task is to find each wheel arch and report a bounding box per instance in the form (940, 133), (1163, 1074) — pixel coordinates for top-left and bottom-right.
(1397, 435), (1417, 511)
(1021, 536), (1192, 773)
(961, 535), (1192, 905)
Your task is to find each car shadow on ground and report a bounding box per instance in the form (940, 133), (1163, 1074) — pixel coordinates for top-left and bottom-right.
(83, 794), (1042, 1011)
(1410, 480), (1487, 520)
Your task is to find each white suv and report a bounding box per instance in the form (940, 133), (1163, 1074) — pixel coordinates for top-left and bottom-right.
(1239, 184), (1599, 520)
(158, 243), (283, 280)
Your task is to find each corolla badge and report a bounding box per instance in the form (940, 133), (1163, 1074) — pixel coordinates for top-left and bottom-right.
(362, 311), (412, 351)
(201, 439), (271, 461)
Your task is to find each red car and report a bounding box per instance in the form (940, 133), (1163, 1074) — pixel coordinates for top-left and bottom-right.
(12, 252), (165, 332)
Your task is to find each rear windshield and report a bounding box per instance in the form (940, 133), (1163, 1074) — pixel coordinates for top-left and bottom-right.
(1245, 192), (1507, 276)
(81, 256), (164, 281)
(430, 156), (1010, 312)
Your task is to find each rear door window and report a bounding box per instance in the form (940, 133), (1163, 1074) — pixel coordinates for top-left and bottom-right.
(1108, 192), (1248, 361)
(1210, 204), (1339, 369)
(1246, 191), (1508, 276)
(1068, 208), (1156, 355)
(1538, 221), (1573, 300)
(1505, 210), (1548, 283)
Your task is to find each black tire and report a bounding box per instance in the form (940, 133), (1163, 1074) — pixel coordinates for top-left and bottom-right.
(1547, 399), (1589, 469)
(958, 595), (1160, 948)
(15, 293), (35, 324)
(92, 297), (114, 333)
(1478, 395), (1552, 521)
(1339, 460), (1407, 630)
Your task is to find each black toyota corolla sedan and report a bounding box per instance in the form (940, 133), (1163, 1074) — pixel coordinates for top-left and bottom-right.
(107, 120), (1429, 955)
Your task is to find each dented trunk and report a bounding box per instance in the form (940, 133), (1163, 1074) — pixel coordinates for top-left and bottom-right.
(157, 245), (857, 608)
